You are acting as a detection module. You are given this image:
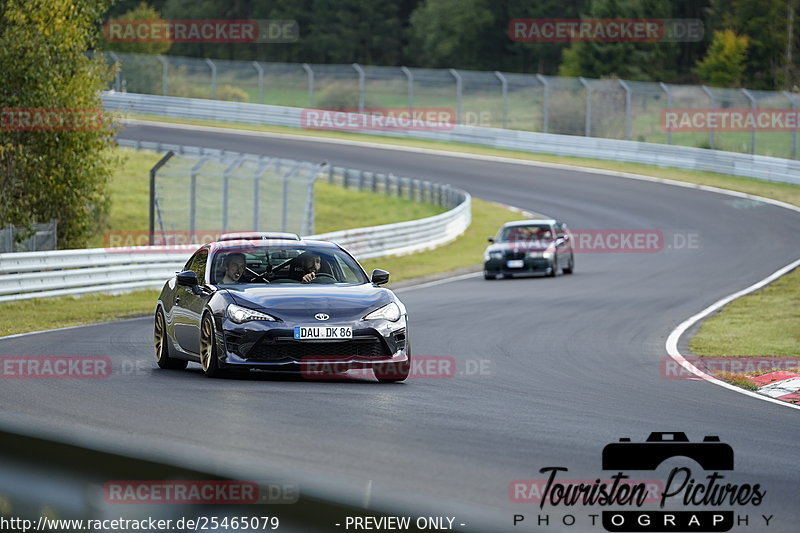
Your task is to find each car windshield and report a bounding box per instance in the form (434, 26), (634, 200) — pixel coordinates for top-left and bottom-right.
(498, 225), (554, 243)
(212, 244), (369, 285)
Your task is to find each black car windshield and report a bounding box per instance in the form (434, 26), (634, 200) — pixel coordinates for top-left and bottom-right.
(497, 225), (554, 243)
(212, 244), (369, 285)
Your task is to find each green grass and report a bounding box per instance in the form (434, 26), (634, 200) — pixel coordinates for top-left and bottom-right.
(689, 268), (800, 358)
(0, 290), (160, 337)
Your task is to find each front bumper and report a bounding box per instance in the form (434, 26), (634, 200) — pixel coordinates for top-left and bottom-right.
(216, 316), (408, 372)
(484, 257), (554, 277)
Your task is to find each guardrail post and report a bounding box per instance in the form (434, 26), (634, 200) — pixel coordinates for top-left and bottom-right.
(108, 52), (122, 92)
(660, 82), (672, 144)
(494, 71), (508, 129)
(149, 151), (174, 245)
(741, 88), (757, 155)
(579, 77), (592, 137)
(701, 85), (716, 149)
(619, 79), (632, 140)
(536, 74), (550, 133)
(784, 91), (798, 159)
(205, 58), (217, 99)
(253, 61), (265, 104)
(449, 69), (463, 125)
(401, 66), (414, 110)
(353, 63), (365, 113)
(302, 63), (314, 107)
(157, 55), (169, 96)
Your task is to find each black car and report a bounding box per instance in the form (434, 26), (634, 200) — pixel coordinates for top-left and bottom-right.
(483, 219), (574, 279)
(154, 237), (410, 381)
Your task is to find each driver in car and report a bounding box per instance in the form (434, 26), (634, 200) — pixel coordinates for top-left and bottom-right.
(221, 252), (246, 284)
(292, 252), (321, 283)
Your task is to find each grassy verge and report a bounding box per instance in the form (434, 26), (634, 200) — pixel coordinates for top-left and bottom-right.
(689, 268), (800, 358)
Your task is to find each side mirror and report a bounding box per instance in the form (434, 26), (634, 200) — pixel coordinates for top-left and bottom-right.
(371, 269), (390, 285)
(177, 270), (199, 287)
(487, 237), (495, 243)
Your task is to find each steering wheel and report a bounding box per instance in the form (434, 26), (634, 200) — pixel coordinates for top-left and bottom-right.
(309, 272), (336, 283)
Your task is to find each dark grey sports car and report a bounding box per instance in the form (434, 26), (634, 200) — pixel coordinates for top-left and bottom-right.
(154, 236), (410, 381)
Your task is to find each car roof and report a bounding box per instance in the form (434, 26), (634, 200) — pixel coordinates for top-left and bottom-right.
(208, 238), (340, 253)
(217, 231), (301, 241)
(502, 219), (558, 228)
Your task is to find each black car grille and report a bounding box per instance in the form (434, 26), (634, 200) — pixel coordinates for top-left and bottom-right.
(245, 337), (390, 361)
(504, 250), (525, 260)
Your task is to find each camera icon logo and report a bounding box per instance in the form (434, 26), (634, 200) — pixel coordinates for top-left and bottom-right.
(602, 432), (734, 471)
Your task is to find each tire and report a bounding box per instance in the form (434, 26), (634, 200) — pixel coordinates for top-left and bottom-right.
(374, 354), (411, 383)
(155, 308), (188, 370)
(548, 257), (559, 277)
(562, 254), (574, 275)
(200, 313), (224, 378)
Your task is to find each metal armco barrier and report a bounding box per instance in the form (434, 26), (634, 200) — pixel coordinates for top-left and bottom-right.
(0, 183), (470, 303)
(103, 92), (800, 186)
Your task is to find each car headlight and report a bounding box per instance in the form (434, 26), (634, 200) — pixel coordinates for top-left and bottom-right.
(485, 251), (503, 261)
(364, 302), (401, 322)
(542, 251), (554, 259)
(227, 303), (279, 324)
(526, 251), (543, 258)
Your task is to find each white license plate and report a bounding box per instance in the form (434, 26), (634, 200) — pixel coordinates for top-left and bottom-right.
(506, 259), (524, 268)
(294, 326), (353, 340)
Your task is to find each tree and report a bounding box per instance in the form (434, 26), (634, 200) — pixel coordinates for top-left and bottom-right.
(405, 0), (495, 69)
(102, 1), (171, 55)
(0, 0), (117, 248)
(557, 0), (678, 82)
(694, 29), (749, 87)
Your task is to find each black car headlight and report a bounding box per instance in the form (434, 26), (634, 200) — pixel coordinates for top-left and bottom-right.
(227, 303), (279, 324)
(363, 302), (401, 322)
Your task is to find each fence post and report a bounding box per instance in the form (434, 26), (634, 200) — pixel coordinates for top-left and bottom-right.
(252, 61), (265, 104)
(579, 77), (592, 137)
(536, 74), (550, 133)
(741, 88), (756, 155)
(449, 69), (463, 125)
(157, 55), (169, 96)
(189, 157), (208, 243)
(701, 85), (716, 149)
(659, 82), (672, 145)
(494, 71), (508, 128)
(222, 158), (243, 232)
(353, 63), (365, 113)
(619, 79), (632, 140)
(401, 66), (414, 109)
(109, 52), (122, 92)
(302, 63), (314, 107)
(205, 58), (217, 99)
(784, 91), (798, 159)
(149, 151), (174, 245)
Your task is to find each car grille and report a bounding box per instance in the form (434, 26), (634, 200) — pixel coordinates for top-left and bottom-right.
(504, 251), (525, 260)
(245, 337), (390, 361)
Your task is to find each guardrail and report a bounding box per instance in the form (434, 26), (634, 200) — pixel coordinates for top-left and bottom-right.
(0, 170), (469, 303)
(104, 92), (800, 186)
